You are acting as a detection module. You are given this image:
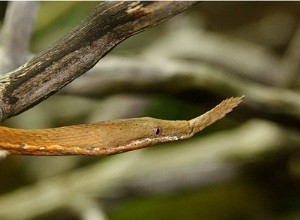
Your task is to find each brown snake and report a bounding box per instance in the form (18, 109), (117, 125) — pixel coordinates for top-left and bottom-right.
(0, 97), (243, 156)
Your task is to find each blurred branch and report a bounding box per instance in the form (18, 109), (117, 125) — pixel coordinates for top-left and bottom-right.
(143, 17), (281, 85)
(0, 119), (299, 219)
(0, 1), (37, 73)
(275, 22), (300, 87)
(69, 198), (108, 220)
(0, 1), (197, 121)
(63, 56), (300, 126)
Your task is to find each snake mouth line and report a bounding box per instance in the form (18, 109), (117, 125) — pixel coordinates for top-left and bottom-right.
(110, 135), (191, 153)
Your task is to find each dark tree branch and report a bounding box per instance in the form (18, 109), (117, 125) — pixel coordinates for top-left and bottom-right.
(0, 1), (197, 121)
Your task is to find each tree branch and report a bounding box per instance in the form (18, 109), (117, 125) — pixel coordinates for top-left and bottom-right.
(0, 1), (197, 121)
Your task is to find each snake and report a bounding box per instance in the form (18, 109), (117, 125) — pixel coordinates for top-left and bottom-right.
(0, 96), (243, 156)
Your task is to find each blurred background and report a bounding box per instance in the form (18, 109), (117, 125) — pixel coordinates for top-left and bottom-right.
(0, 1), (300, 219)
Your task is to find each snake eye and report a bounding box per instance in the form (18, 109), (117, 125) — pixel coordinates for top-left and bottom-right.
(154, 127), (162, 136)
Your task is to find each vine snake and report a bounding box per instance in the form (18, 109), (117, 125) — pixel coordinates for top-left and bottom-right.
(0, 97), (243, 156)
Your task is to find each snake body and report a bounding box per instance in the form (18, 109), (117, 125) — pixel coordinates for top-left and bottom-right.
(0, 97), (243, 156)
